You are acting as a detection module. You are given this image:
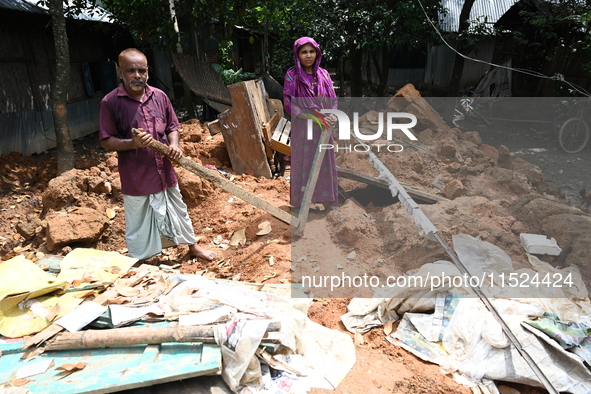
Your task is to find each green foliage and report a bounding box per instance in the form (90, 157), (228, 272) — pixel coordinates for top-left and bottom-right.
(220, 68), (257, 85)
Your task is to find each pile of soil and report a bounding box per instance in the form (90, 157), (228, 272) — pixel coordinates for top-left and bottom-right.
(2, 84), (589, 393)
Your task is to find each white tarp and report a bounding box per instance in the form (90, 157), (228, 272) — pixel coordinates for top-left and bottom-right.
(341, 234), (591, 393)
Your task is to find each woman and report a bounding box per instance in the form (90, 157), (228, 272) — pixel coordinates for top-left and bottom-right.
(283, 37), (339, 211)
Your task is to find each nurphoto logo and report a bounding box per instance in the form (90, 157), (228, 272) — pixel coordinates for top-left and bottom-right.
(307, 109), (418, 153)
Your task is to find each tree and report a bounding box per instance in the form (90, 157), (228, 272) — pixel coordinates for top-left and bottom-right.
(447, 0), (476, 97)
(47, 0), (75, 175)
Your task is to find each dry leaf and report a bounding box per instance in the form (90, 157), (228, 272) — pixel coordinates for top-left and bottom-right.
(106, 208), (116, 219)
(269, 256), (275, 266)
(10, 378), (31, 386)
(229, 228), (246, 248)
(256, 221), (272, 236)
(57, 362), (86, 372)
(383, 320), (393, 336)
(354, 331), (364, 345)
(25, 251), (35, 260)
(261, 273), (277, 282)
(74, 290), (96, 299)
(81, 272), (96, 283)
(72, 280), (82, 288)
(46, 304), (61, 322)
(117, 287), (140, 297)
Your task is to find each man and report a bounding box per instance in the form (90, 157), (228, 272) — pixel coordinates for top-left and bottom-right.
(99, 48), (215, 261)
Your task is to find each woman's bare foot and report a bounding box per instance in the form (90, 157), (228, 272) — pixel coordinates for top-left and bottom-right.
(189, 244), (215, 260)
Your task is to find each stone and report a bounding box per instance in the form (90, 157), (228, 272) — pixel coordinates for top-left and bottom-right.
(463, 131), (482, 146)
(512, 157), (545, 189)
(497, 145), (512, 169)
(46, 207), (109, 251)
(111, 177), (122, 200)
(447, 162), (461, 173)
(489, 167), (514, 184)
(439, 142), (457, 158)
(443, 179), (465, 199)
(177, 167), (204, 205)
(16, 214), (46, 240)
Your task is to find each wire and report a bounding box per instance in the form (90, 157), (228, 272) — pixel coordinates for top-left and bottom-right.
(416, 0), (591, 96)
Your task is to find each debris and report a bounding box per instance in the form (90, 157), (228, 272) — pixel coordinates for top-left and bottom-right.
(520, 233), (562, 256)
(229, 228), (246, 248)
(256, 221), (273, 235)
(15, 359), (54, 379)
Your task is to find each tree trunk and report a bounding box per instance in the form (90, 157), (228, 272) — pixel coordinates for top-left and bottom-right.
(447, 0), (476, 97)
(376, 48), (390, 97)
(350, 46), (363, 97)
(49, 0), (75, 175)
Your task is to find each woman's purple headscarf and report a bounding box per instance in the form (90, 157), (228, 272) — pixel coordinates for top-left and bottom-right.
(290, 37), (336, 110)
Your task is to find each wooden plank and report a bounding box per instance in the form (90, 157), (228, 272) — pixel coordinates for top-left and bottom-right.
(270, 118), (291, 156)
(218, 82), (272, 178)
(206, 119), (222, 135)
(293, 127), (332, 237)
(133, 129), (293, 225)
(336, 166), (448, 204)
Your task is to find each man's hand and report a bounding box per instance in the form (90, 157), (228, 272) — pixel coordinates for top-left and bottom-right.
(133, 129), (153, 149)
(168, 144), (183, 160)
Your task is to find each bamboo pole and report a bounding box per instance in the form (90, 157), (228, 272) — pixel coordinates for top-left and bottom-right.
(132, 129), (294, 225)
(46, 322), (281, 351)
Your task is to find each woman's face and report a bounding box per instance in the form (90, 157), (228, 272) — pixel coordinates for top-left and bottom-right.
(298, 43), (317, 71)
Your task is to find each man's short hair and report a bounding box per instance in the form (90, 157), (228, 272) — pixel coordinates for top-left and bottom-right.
(118, 48), (147, 67)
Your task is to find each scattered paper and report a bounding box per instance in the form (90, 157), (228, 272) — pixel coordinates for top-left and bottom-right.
(15, 358), (54, 379)
(54, 301), (107, 332)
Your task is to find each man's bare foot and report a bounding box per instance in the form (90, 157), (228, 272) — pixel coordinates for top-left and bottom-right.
(189, 244), (215, 261)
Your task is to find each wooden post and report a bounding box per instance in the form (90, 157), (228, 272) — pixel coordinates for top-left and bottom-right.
(132, 129), (294, 225)
(293, 127), (333, 237)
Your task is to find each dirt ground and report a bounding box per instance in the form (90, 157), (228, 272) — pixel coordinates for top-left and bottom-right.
(3, 85), (591, 393)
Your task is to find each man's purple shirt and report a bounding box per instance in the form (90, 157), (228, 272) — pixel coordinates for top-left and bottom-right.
(99, 84), (180, 196)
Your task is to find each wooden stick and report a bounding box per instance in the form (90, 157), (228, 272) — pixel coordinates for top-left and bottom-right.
(336, 167), (448, 204)
(45, 322), (281, 351)
(293, 127), (332, 237)
(132, 129), (294, 225)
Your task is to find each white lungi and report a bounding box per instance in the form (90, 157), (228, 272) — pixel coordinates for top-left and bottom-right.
(123, 185), (196, 260)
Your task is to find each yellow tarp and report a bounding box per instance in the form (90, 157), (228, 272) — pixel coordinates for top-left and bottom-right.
(0, 255), (65, 337)
(56, 248), (138, 286)
(0, 249), (137, 338)
(0, 292), (86, 338)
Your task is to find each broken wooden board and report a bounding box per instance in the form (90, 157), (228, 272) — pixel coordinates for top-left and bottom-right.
(270, 117), (291, 156)
(218, 81), (272, 178)
(0, 340), (221, 394)
(336, 166), (448, 204)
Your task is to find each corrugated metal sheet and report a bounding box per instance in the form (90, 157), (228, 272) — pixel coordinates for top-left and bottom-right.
(0, 0), (45, 13)
(439, 0), (519, 32)
(0, 97), (101, 156)
(0, 0), (112, 22)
